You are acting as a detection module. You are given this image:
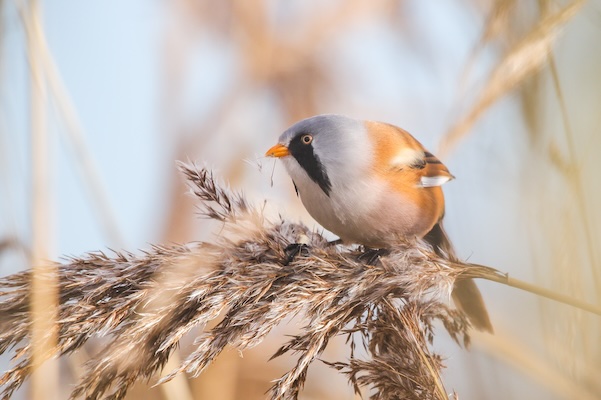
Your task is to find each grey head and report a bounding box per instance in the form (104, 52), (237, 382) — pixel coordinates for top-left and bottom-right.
(277, 114), (369, 196)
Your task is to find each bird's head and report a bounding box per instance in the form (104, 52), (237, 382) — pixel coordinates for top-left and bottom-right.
(265, 114), (371, 196)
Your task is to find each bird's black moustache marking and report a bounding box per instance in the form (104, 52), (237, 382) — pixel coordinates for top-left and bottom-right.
(288, 134), (332, 196)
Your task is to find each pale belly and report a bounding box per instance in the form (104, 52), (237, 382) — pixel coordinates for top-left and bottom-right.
(298, 181), (441, 248)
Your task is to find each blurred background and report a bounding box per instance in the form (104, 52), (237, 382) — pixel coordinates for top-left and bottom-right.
(1, 0), (600, 399)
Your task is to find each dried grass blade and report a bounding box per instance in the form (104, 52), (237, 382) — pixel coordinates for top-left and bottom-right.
(440, 0), (585, 156)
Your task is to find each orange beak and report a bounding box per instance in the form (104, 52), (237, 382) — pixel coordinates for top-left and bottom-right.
(265, 143), (290, 158)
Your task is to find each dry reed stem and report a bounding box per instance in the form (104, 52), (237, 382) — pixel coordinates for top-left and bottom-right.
(439, 0), (584, 157)
(158, 354), (194, 400)
(527, 48), (601, 399)
(547, 54), (601, 290)
(22, 0), (59, 399)
(17, 1), (124, 247)
(0, 164), (597, 399)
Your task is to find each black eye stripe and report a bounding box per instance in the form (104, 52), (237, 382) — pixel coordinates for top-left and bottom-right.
(288, 134), (332, 196)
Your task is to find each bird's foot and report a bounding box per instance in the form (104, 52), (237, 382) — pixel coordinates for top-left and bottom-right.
(358, 248), (390, 265)
(284, 243), (310, 265)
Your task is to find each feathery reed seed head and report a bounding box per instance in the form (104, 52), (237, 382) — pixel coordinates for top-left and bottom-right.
(0, 163), (490, 399)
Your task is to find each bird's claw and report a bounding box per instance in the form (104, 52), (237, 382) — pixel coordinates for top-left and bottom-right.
(284, 243), (310, 265)
(358, 248), (390, 265)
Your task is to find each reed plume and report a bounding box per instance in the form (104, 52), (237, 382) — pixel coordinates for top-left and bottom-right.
(0, 163), (524, 400)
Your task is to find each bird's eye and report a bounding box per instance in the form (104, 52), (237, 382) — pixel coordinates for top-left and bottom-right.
(301, 134), (313, 145)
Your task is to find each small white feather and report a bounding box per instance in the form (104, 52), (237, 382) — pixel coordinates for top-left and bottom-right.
(390, 148), (423, 168)
(420, 175), (451, 187)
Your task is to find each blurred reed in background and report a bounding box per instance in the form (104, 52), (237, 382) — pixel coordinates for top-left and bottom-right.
(0, 0), (599, 399)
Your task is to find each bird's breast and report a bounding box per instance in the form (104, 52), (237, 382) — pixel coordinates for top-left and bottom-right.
(296, 176), (443, 248)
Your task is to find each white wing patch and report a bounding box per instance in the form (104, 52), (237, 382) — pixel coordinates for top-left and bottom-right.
(390, 148), (424, 168)
(420, 175), (451, 187)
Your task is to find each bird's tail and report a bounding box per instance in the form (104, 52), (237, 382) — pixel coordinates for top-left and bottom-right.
(424, 222), (494, 333)
(452, 278), (493, 333)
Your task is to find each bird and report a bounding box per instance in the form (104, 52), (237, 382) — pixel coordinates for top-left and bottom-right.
(265, 114), (493, 333)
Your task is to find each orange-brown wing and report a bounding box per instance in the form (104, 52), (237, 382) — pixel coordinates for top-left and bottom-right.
(366, 120), (454, 187)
